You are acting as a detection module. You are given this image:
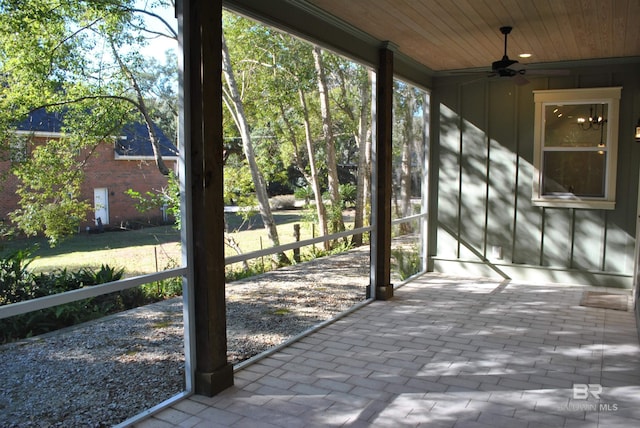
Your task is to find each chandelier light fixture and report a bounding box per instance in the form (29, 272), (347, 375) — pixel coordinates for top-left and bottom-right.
(598, 124), (606, 155)
(577, 104), (606, 130)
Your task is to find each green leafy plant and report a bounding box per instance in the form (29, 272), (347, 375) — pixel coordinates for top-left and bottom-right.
(391, 247), (421, 280)
(294, 186), (314, 205)
(0, 247), (39, 305)
(74, 264), (125, 286)
(0, 255), (136, 342)
(225, 258), (273, 282)
(10, 139), (91, 246)
(299, 239), (353, 262)
(126, 171), (180, 229)
(339, 183), (357, 208)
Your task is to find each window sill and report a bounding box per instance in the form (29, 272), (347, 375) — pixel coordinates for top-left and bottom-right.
(532, 198), (615, 210)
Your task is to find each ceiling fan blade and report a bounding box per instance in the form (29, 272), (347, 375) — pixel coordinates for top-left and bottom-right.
(507, 62), (525, 71)
(525, 69), (570, 76)
(512, 74), (530, 85)
(448, 68), (491, 75)
(486, 71), (528, 85)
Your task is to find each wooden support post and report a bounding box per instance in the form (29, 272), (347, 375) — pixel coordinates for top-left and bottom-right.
(374, 43), (395, 300)
(293, 224), (301, 263)
(184, 0), (233, 396)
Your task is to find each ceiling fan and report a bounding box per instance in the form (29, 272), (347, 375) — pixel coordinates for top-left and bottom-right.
(490, 26), (529, 84)
(458, 26), (569, 85)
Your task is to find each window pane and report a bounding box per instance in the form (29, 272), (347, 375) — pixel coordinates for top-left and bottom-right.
(544, 104), (607, 148)
(542, 151), (606, 197)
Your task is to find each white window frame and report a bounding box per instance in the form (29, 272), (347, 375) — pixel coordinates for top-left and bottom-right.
(532, 87), (622, 210)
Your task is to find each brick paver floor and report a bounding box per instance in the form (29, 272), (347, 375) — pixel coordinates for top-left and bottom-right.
(134, 274), (640, 427)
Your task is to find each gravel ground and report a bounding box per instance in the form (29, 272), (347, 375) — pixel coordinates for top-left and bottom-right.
(0, 247), (370, 427)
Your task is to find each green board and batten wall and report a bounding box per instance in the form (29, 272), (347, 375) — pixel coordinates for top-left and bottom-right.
(429, 62), (640, 288)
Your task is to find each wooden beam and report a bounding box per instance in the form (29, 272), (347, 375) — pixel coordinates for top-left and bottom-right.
(374, 43), (394, 300)
(184, 0), (233, 396)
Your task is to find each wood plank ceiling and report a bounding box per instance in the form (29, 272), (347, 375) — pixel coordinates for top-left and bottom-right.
(307, 0), (640, 73)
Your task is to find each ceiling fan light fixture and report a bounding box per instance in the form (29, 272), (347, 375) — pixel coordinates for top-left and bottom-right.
(519, 53), (532, 58)
(452, 26), (566, 84)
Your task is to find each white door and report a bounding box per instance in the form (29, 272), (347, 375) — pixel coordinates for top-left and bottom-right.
(94, 188), (109, 226)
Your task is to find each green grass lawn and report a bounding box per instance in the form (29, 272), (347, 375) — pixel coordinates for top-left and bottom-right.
(224, 209), (358, 260)
(226, 210), (317, 252)
(0, 209), (356, 278)
(1, 225), (181, 277)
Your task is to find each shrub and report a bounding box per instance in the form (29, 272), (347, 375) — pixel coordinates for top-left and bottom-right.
(126, 171), (181, 229)
(154, 276), (183, 298)
(0, 254), (127, 342)
(74, 264), (125, 286)
(0, 247), (40, 305)
(339, 183), (357, 207)
(391, 247), (422, 280)
(0, 248), (183, 343)
(299, 239), (353, 262)
(226, 259), (269, 282)
(294, 186), (314, 205)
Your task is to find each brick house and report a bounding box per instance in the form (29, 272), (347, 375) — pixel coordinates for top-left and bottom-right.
(0, 109), (178, 233)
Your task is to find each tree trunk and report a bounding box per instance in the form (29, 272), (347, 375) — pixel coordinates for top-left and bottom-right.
(313, 46), (345, 236)
(111, 42), (170, 176)
(353, 71), (372, 246)
(222, 34), (289, 266)
(399, 87), (415, 234)
(278, 97), (330, 250)
(297, 89), (330, 250)
(224, 233), (250, 271)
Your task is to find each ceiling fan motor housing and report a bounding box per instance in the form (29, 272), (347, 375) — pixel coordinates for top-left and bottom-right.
(492, 57), (518, 73)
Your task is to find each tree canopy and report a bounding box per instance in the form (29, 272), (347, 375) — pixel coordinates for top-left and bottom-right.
(0, 0), (177, 243)
(0, 4), (427, 252)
